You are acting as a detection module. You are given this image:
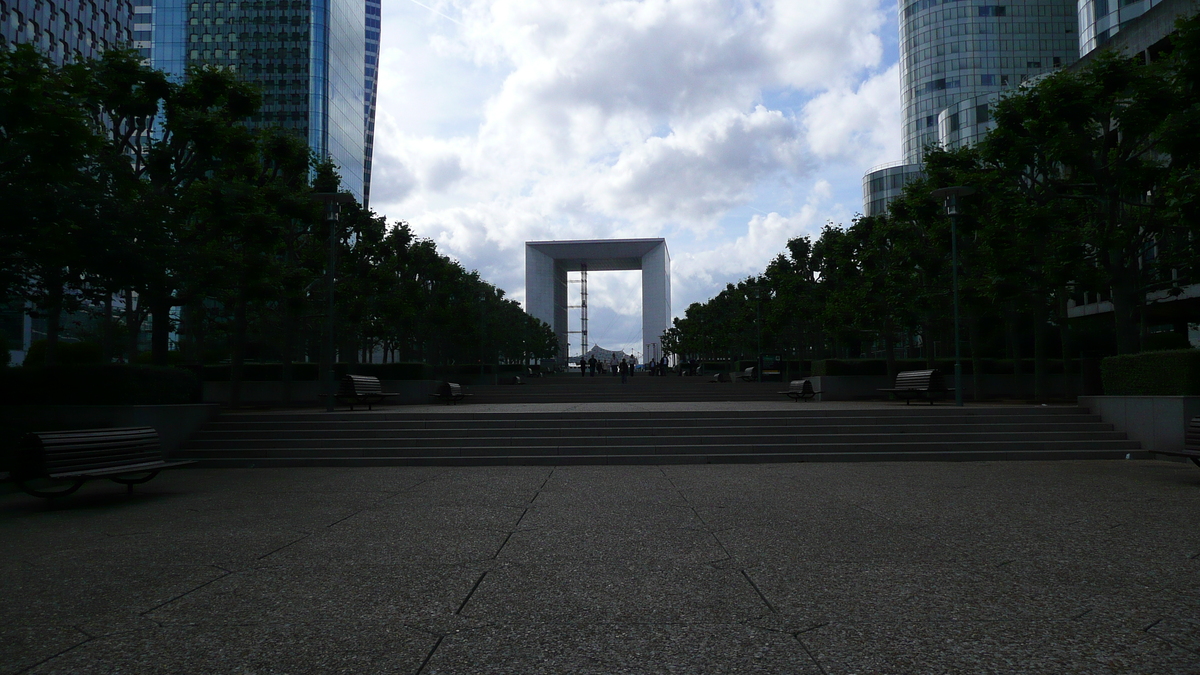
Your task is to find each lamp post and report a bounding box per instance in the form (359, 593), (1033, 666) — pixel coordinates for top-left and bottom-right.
(310, 192), (355, 412)
(930, 186), (974, 407)
(753, 287), (762, 382)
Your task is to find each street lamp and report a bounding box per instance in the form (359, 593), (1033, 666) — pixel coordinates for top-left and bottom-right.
(930, 185), (974, 407)
(753, 286), (762, 382)
(310, 192), (355, 412)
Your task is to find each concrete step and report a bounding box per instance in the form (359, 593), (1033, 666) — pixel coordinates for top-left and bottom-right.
(188, 421), (1114, 439)
(184, 430), (1129, 450)
(176, 404), (1140, 466)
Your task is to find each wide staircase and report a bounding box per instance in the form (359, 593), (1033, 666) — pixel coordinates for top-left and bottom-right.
(176, 406), (1142, 467)
(457, 373), (787, 404)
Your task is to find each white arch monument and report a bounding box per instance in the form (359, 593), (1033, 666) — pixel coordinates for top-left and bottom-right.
(525, 238), (671, 366)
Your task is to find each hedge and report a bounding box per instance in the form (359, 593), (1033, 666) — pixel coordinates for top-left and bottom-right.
(1101, 349), (1200, 395)
(22, 340), (104, 366)
(812, 358), (1076, 377)
(0, 365), (202, 405)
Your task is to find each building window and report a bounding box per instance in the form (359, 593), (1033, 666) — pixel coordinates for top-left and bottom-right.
(949, 112), (960, 132)
(1027, 61), (1041, 68)
(979, 6), (1006, 17)
(976, 104), (990, 124)
(981, 74), (996, 85)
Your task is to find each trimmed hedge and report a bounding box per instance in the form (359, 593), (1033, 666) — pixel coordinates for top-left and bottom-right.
(0, 365), (202, 405)
(1101, 349), (1200, 395)
(22, 340), (104, 366)
(813, 358), (1075, 377)
(200, 363), (322, 381)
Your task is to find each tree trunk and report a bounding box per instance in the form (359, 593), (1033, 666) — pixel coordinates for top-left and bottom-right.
(281, 300), (295, 406)
(150, 293), (172, 366)
(968, 308), (983, 401)
(43, 271), (63, 366)
(1057, 291), (1073, 376)
(923, 317), (935, 369)
(125, 288), (140, 363)
(102, 292), (114, 363)
(229, 292), (247, 408)
(1033, 305), (1048, 403)
(1110, 268), (1142, 354)
(883, 319), (898, 382)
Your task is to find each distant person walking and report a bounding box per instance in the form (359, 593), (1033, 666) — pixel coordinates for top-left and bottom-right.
(588, 355), (597, 376)
(580, 357), (587, 377)
(611, 356), (618, 376)
(619, 358), (628, 384)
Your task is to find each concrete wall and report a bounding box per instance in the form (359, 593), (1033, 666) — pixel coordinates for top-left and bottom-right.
(0, 404), (219, 457)
(1079, 396), (1200, 454)
(641, 242), (671, 363)
(810, 375), (1082, 401)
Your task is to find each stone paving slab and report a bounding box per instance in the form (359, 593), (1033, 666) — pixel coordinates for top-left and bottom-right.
(2, 460), (1199, 673)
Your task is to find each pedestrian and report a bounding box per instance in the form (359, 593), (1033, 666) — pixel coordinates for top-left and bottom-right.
(580, 356), (586, 377)
(588, 355), (597, 376)
(619, 357), (628, 384)
(611, 355), (618, 376)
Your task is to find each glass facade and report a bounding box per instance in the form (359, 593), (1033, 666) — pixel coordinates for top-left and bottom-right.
(145, 0), (367, 201)
(1078, 0), (1164, 55)
(363, 0), (378, 206)
(862, 162), (926, 217)
(899, 0), (1078, 163)
(1, 0), (136, 63)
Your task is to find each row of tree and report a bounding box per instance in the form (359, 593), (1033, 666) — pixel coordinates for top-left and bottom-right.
(663, 16), (1200, 396)
(1, 46), (557, 394)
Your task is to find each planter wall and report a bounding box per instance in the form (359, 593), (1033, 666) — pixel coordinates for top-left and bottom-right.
(202, 380), (442, 406)
(810, 374), (1082, 401)
(1078, 396), (1200, 455)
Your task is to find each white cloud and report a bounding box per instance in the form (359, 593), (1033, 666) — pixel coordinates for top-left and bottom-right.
(372, 0), (899, 355)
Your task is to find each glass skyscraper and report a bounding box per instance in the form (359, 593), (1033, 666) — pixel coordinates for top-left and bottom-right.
(863, 0), (1079, 216)
(147, 0), (370, 202)
(363, 0), (377, 206)
(1, 0), (135, 63)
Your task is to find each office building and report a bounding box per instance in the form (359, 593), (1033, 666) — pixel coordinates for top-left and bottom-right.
(1, 0), (135, 63)
(146, 0), (369, 201)
(362, 0), (377, 206)
(863, 0), (1078, 216)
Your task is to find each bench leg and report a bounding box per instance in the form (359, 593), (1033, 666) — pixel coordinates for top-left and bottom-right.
(17, 477), (86, 499)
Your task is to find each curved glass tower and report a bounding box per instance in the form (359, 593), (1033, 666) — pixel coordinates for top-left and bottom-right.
(865, 0), (1080, 215)
(900, 0), (1078, 163)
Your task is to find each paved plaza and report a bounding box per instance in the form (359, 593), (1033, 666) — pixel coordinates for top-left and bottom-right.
(3, 455), (1200, 673)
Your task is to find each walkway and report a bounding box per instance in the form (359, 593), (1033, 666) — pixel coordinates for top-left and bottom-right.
(3, 459), (1199, 673)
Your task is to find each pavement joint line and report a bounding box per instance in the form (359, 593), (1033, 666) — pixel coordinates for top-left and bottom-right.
(413, 634), (444, 675)
(13, 629), (93, 675)
(1144, 617), (1164, 631)
(139, 567), (235, 617)
(793, 633), (830, 675)
(489, 467), (554, 559)
(455, 571), (489, 615)
(739, 569), (777, 614)
(1071, 608), (1093, 620)
(256, 533), (313, 561)
(658, 467), (733, 560)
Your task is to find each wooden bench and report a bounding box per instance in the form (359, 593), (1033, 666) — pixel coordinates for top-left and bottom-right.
(13, 427), (194, 498)
(430, 381), (471, 404)
(878, 369), (953, 405)
(1154, 415), (1200, 468)
(780, 379), (821, 402)
(335, 374), (398, 411)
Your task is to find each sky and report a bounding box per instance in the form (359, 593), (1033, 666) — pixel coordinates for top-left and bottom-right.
(370, 0), (903, 359)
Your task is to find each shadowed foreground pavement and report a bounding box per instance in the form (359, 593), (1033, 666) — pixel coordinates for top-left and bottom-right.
(2, 460), (1199, 674)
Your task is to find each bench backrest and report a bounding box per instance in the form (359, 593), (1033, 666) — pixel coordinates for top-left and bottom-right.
(788, 380), (815, 394)
(20, 427), (161, 476)
(436, 381), (463, 397)
(743, 367), (756, 377)
(893, 369), (946, 391)
(1187, 415), (1200, 453)
(340, 374), (383, 396)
